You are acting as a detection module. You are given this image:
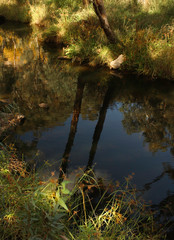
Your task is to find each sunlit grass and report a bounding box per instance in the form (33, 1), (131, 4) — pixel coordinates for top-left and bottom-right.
(0, 0), (174, 78)
(29, 4), (47, 26)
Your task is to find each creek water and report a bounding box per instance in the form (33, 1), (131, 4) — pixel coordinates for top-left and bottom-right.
(0, 22), (174, 208)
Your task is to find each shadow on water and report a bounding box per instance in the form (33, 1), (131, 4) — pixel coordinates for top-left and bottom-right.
(0, 22), (174, 236)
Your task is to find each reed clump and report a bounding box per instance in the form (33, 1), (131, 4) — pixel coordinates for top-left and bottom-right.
(0, 145), (167, 239)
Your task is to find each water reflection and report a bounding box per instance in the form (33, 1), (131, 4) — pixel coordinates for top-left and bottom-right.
(59, 74), (86, 181)
(0, 23), (174, 208)
(87, 80), (115, 170)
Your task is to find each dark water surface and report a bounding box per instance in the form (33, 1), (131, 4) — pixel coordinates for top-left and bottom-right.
(1, 23), (174, 207)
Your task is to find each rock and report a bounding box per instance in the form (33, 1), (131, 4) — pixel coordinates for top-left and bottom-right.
(57, 56), (71, 60)
(38, 103), (49, 109)
(110, 54), (125, 70)
(0, 99), (10, 104)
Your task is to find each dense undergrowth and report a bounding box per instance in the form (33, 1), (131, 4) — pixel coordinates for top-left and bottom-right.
(0, 0), (174, 77)
(0, 144), (167, 239)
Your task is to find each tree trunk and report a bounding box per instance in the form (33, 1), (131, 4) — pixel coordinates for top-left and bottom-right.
(92, 0), (116, 44)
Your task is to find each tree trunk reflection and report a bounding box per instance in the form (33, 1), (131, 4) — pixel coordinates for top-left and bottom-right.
(86, 82), (114, 170)
(59, 77), (85, 182)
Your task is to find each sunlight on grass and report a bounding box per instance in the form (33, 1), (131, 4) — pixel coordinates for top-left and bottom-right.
(29, 4), (47, 25)
(0, 0), (174, 77)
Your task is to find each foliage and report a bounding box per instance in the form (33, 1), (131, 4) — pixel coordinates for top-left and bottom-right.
(0, 144), (69, 239)
(1, 24), (174, 154)
(0, 0), (174, 78)
(0, 0), (30, 22)
(0, 145), (167, 239)
(67, 170), (165, 240)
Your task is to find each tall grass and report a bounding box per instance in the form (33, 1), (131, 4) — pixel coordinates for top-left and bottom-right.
(0, 145), (166, 239)
(0, 144), (69, 239)
(0, 0), (173, 78)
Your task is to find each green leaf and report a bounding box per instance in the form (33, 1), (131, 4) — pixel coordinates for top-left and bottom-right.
(56, 188), (60, 199)
(58, 198), (68, 211)
(61, 181), (71, 195)
(62, 188), (70, 195)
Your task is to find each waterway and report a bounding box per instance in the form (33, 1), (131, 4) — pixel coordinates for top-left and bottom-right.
(0, 22), (174, 209)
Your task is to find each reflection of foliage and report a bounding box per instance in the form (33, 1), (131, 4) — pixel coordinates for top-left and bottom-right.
(120, 98), (174, 153)
(1, 25), (174, 155)
(0, 25), (111, 129)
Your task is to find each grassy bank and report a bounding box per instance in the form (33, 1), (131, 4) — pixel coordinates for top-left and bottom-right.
(0, 100), (25, 140)
(0, 145), (167, 239)
(0, 0), (174, 79)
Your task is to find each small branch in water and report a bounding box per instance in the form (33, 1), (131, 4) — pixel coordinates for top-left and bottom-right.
(57, 56), (72, 60)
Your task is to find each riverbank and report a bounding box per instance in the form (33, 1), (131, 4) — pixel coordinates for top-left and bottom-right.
(0, 145), (167, 239)
(0, 101), (25, 139)
(0, 0), (173, 80)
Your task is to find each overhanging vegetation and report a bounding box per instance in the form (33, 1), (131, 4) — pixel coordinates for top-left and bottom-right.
(0, 0), (173, 79)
